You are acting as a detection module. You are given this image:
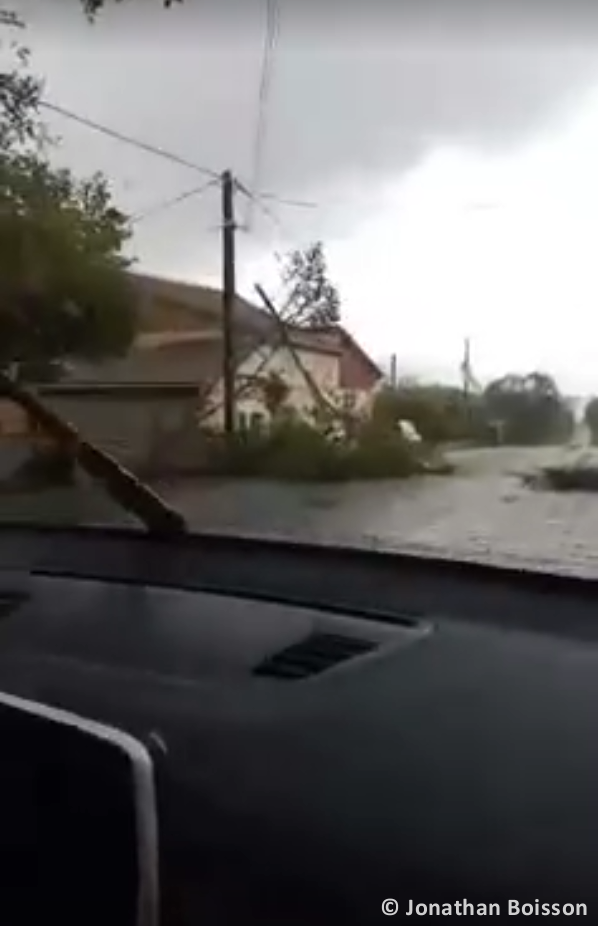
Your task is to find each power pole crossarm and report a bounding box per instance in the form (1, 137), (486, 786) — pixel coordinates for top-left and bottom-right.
(221, 169), (236, 435)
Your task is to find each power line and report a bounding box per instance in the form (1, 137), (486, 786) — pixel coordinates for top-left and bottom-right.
(245, 0), (280, 230)
(236, 178), (297, 257)
(39, 100), (219, 179)
(40, 99), (318, 216)
(130, 178), (218, 225)
(257, 191), (317, 209)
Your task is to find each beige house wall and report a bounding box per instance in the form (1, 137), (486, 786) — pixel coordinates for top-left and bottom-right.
(203, 343), (341, 428)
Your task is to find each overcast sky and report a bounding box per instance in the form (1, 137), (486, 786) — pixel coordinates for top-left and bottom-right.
(11, 0), (598, 392)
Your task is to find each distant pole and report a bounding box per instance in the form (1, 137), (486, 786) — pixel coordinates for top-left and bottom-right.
(221, 169), (236, 435)
(461, 336), (475, 436)
(461, 337), (471, 404)
(390, 353), (398, 389)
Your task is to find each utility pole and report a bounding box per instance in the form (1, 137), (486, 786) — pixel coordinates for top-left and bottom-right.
(461, 337), (471, 406)
(390, 353), (398, 389)
(461, 336), (475, 435)
(221, 169), (236, 436)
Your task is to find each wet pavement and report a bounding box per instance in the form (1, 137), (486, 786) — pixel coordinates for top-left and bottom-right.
(157, 446), (598, 577)
(3, 445), (598, 578)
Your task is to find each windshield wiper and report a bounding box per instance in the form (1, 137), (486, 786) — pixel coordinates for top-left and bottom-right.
(0, 372), (188, 536)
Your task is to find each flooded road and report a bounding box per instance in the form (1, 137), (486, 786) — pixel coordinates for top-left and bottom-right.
(158, 446), (598, 577)
(4, 445), (598, 578)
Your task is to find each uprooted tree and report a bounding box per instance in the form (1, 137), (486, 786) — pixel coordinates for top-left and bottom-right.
(0, 12), (136, 384)
(281, 241), (341, 328)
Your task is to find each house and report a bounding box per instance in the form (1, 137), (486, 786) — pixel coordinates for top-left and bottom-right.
(314, 325), (384, 415)
(66, 271), (383, 427)
(0, 272), (383, 465)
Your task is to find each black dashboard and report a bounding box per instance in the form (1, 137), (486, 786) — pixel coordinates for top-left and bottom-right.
(0, 524), (598, 923)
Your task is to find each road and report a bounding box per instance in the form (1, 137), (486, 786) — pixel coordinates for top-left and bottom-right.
(3, 445), (598, 577)
(149, 445), (598, 577)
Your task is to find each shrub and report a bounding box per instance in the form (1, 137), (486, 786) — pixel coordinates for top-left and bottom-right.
(347, 419), (422, 478)
(201, 418), (426, 482)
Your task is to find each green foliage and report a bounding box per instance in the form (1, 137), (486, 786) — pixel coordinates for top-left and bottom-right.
(0, 12), (136, 376)
(584, 398), (598, 445)
(585, 400), (598, 441)
(0, 156), (135, 368)
(0, 12), (41, 150)
(281, 241), (341, 328)
(346, 418), (424, 479)
(203, 418), (424, 482)
(372, 382), (480, 443)
(373, 373), (574, 448)
(483, 372), (573, 445)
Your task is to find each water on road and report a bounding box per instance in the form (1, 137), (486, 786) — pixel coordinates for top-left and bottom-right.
(3, 445), (598, 578)
(157, 446), (598, 577)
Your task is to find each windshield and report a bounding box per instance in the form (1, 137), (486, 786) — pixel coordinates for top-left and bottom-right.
(1, 1), (597, 575)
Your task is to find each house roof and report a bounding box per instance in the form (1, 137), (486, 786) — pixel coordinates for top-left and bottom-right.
(291, 324), (383, 384)
(336, 327), (384, 384)
(282, 324), (342, 356)
(66, 274), (349, 391)
(131, 273), (350, 354)
(129, 271), (271, 334)
(129, 271), (342, 356)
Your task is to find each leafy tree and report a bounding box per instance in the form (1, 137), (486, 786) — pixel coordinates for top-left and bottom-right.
(584, 397), (598, 445)
(483, 372), (573, 445)
(0, 12), (41, 150)
(0, 13), (136, 381)
(281, 241), (341, 328)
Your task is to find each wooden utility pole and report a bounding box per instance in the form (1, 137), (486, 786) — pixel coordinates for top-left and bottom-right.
(221, 169), (236, 435)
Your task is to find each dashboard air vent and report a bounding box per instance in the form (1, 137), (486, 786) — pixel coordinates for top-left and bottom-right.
(254, 632), (378, 680)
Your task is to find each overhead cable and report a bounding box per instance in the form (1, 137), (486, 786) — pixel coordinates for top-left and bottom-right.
(39, 100), (219, 179)
(245, 0), (280, 229)
(130, 178), (219, 224)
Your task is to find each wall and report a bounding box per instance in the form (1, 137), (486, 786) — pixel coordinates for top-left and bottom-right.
(338, 380), (383, 417)
(69, 339), (220, 386)
(203, 343), (341, 428)
(337, 333), (383, 416)
(339, 341), (380, 391)
(38, 387), (200, 470)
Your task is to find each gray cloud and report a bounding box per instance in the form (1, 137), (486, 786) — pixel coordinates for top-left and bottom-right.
(9, 0), (598, 279)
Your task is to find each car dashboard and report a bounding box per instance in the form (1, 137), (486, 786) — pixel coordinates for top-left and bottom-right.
(0, 525), (597, 923)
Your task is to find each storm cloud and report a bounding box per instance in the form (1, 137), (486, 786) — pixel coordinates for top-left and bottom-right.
(9, 0), (598, 284)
